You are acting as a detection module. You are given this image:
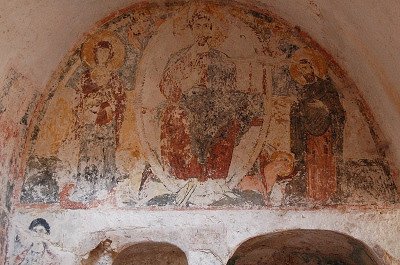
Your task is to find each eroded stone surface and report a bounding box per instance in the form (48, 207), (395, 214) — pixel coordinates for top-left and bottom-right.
(6, 209), (400, 264)
(112, 242), (188, 265)
(1, 1), (400, 264)
(0, 67), (41, 264)
(228, 230), (380, 265)
(15, 1), (399, 209)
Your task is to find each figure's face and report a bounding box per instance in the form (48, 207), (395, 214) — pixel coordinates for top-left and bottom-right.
(30, 224), (47, 252)
(298, 59), (316, 83)
(95, 47), (112, 66)
(32, 225), (47, 237)
(192, 16), (213, 46)
(268, 152), (294, 177)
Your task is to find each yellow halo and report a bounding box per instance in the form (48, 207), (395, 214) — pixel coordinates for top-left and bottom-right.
(271, 151), (295, 177)
(289, 47), (328, 86)
(81, 31), (126, 70)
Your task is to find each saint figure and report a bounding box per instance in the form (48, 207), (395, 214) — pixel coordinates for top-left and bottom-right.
(289, 48), (345, 202)
(159, 6), (264, 182)
(72, 31), (126, 202)
(15, 218), (60, 265)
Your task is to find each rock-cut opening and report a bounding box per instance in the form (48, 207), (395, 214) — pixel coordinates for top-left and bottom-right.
(112, 242), (188, 265)
(227, 229), (381, 265)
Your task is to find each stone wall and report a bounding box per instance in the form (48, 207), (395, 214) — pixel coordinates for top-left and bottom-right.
(1, 1), (400, 264)
(6, 209), (400, 264)
(16, 1), (399, 210)
(0, 203), (7, 264)
(229, 230), (381, 265)
(0, 67), (40, 264)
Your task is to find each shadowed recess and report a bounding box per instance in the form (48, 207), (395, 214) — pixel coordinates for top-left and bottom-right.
(227, 230), (381, 265)
(112, 242), (188, 265)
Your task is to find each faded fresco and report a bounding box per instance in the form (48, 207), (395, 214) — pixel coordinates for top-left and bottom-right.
(12, 218), (61, 265)
(81, 239), (117, 265)
(19, 1), (399, 208)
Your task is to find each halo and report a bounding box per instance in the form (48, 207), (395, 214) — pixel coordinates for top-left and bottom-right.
(271, 151), (295, 177)
(172, 2), (229, 47)
(289, 47), (328, 85)
(81, 31), (126, 70)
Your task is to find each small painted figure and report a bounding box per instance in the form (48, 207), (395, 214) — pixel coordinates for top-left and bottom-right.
(289, 48), (345, 202)
(14, 218), (59, 265)
(81, 239), (117, 265)
(72, 31), (126, 202)
(236, 151), (294, 205)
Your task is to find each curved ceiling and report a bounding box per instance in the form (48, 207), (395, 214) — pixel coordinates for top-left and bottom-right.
(1, 0), (399, 169)
(229, 230), (380, 265)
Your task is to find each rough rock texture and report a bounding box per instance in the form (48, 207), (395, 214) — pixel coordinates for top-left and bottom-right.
(14, 0), (399, 209)
(0, 68), (40, 264)
(1, 0), (400, 177)
(7, 209), (400, 264)
(113, 242), (188, 265)
(228, 230), (381, 265)
(0, 1), (400, 264)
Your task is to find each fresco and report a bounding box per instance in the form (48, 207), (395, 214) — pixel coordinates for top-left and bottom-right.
(19, 1), (399, 208)
(13, 218), (61, 265)
(81, 239), (117, 265)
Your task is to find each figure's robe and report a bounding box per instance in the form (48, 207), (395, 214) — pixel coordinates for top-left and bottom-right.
(290, 77), (345, 202)
(160, 47), (263, 181)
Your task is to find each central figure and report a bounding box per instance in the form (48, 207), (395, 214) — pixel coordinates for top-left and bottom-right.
(159, 6), (264, 182)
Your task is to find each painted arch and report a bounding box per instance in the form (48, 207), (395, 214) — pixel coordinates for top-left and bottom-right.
(18, 1), (399, 209)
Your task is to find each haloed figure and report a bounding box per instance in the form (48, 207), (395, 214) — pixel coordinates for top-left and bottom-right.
(159, 6), (263, 182)
(289, 48), (345, 202)
(73, 33), (126, 203)
(15, 218), (59, 265)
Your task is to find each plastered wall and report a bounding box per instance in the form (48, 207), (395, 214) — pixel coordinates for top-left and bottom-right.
(16, 0), (399, 210)
(7, 209), (400, 264)
(1, 1), (400, 264)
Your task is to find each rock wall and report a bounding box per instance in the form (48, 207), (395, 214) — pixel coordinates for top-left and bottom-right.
(17, 0), (399, 209)
(6, 209), (400, 264)
(1, 1), (400, 264)
(228, 230), (381, 265)
(0, 67), (41, 264)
